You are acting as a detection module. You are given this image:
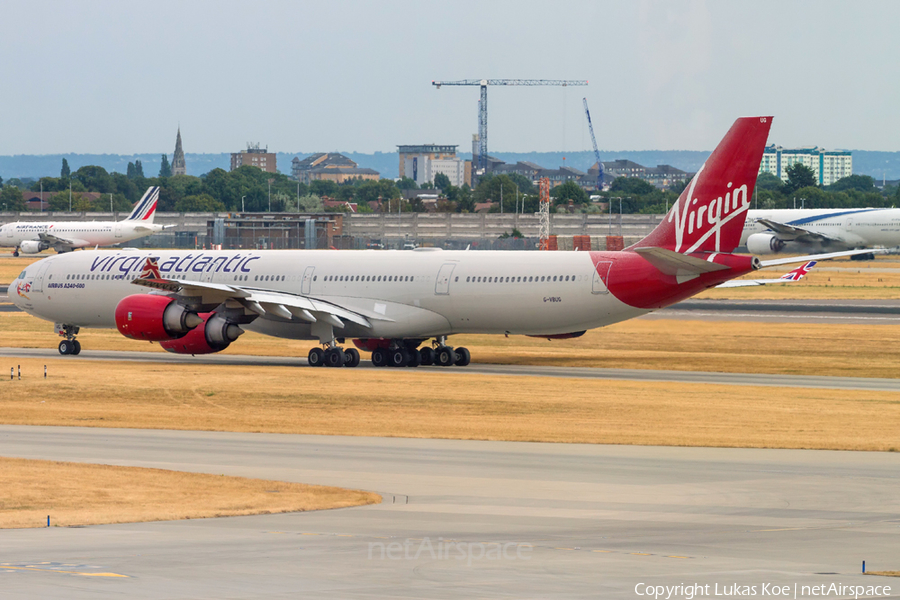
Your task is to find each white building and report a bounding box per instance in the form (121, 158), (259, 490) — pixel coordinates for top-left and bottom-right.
(759, 145), (852, 186)
(398, 144), (465, 188)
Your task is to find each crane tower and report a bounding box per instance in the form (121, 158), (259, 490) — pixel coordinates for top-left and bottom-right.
(582, 98), (604, 191)
(538, 177), (551, 250)
(432, 79), (588, 174)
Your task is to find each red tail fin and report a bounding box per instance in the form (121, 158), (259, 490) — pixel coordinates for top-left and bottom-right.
(631, 117), (772, 254)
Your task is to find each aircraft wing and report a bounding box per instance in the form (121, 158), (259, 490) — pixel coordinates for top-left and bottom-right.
(755, 218), (843, 244)
(716, 261), (817, 288)
(38, 232), (84, 252)
(758, 247), (885, 267)
(131, 270), (377, 330)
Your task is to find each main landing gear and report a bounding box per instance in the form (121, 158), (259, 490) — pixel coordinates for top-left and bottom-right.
(308, 343), (361, 368)
(370, 337), (471, 369)
(57, 324), (81, 355)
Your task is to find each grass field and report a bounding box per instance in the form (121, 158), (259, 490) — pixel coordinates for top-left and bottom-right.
(0, 456), (379, 529)
(2, 357), (899, 452)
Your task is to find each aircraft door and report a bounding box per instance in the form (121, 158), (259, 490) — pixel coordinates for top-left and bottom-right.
(434, 263), (456, 295)
(592, 261), (612, 294)
(301, 266), (315, 295)
(4, 224), (12, 238)
(30, 259), (53, 293)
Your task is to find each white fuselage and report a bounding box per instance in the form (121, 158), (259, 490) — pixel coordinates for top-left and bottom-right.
(741, 208), (900, 250)
(0, 220), (163, 249)
(11, 248), (646, 341)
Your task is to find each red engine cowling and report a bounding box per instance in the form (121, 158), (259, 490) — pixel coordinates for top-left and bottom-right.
(159, 313), (244, 355)
(115, 295), (203, 341)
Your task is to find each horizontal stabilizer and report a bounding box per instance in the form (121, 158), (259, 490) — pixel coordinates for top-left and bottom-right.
(634, 246), (730, 276)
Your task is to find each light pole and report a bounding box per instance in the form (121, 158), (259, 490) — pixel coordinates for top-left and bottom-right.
(241, 196), (246, 213)
(69, 178), (72, 211)
(267, 179), (274, 212)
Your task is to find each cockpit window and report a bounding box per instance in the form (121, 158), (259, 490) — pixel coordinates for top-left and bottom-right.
(18, 270), (27, 279)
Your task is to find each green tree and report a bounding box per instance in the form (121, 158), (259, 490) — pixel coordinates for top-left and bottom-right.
(356, 180), (400, 206)
(0, 185), (27, 211)
(828, 174), (875, 193)
(396, 177), (418, 190)
(159, 154), (172, 178)
(550, 180), (588, 204)
(504, 173), (535, 194)
(756, 172), (783, 191)
(73, 165), (113, 193)
(60, 158), (70, 179)
(433, 173), (451, 190)
(783, 163), (817, 194)
(474, 174), (521, 211)
(310, 180), (339, 197)
(608, 177), (655, 195)
(175, 193), (226, 212)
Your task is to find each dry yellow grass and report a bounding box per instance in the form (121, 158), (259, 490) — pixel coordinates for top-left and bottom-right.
(0, 456), (380, 529)
(866, 572), (900, 578)
(2, 357), (899, 452)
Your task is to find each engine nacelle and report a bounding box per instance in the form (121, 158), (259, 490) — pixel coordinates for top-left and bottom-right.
(746, 233), (786, 255)
(19, 240), (46, 254)
(160, 313), (244, 354)
(115, 294), (203, 341)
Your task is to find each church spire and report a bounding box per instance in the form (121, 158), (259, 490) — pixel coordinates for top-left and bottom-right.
(172, 127), (186, 176)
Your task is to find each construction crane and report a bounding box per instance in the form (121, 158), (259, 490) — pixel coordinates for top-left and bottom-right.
(582, 98), (604, 191)
(432, 79), (589, 173)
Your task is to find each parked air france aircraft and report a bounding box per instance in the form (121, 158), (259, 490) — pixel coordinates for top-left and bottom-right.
(0, 187), (163, 256)
(742, 207), (900, 256)
(9, 117), (866, 367)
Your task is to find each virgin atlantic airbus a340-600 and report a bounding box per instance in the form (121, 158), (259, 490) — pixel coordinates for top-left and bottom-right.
(10, 117), (870, 367)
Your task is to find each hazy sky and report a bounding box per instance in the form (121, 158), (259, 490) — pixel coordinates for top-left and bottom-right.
(3, 0), (898, 155)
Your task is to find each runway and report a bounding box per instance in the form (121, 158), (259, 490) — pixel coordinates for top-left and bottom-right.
(0, 426), (898, 599)
(2, 346), (899, 391)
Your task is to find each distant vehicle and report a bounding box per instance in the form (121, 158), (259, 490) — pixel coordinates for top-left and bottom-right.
(402, 243), (418, 250)
(742, 208), (900, 258)
(1, 187), (165, 256)
(366, 241), (385, 250)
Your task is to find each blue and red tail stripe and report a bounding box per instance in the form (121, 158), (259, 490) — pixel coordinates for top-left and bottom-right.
(127, 187), (160, 221)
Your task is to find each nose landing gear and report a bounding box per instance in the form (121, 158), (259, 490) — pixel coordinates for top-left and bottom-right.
(56, 324), (81, 355)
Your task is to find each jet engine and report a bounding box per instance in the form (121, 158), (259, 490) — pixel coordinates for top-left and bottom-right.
(159, 313), (244, 354)
(19, 240), (47, 254)
(115, 294), (203, 341)
(746, 233), (786, 255)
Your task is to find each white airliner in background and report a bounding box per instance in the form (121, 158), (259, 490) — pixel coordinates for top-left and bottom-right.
(9, 117), (870, 366)
(1, 187), (164, 256)
(742, 207), (900, 257)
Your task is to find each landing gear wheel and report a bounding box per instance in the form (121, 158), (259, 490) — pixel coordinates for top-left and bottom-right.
(308, 347), (325, 367)
(324, 347), (345, 367)
(389, 348), (410, 368)
(406, 349), (422, 367)
(436, 346), (457, 367)
(371, 347), (388, 367)
(454, 346), (470, 366)
(58, 340), (74, 355)
(419, 347), (435, 366)
(72, 340), (82, 356)
(344, 348), (360, 368)
(13, 250), (19, 257)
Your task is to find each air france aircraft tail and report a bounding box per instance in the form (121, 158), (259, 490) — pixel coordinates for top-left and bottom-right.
(124, 186), (160, 223)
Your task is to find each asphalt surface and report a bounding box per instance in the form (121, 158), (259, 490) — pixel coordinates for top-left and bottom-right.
(2, 346), (899, 391)
(0, 426), (898, 599)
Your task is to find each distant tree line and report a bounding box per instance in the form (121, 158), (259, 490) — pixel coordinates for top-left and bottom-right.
(1, 158), (897, 215)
